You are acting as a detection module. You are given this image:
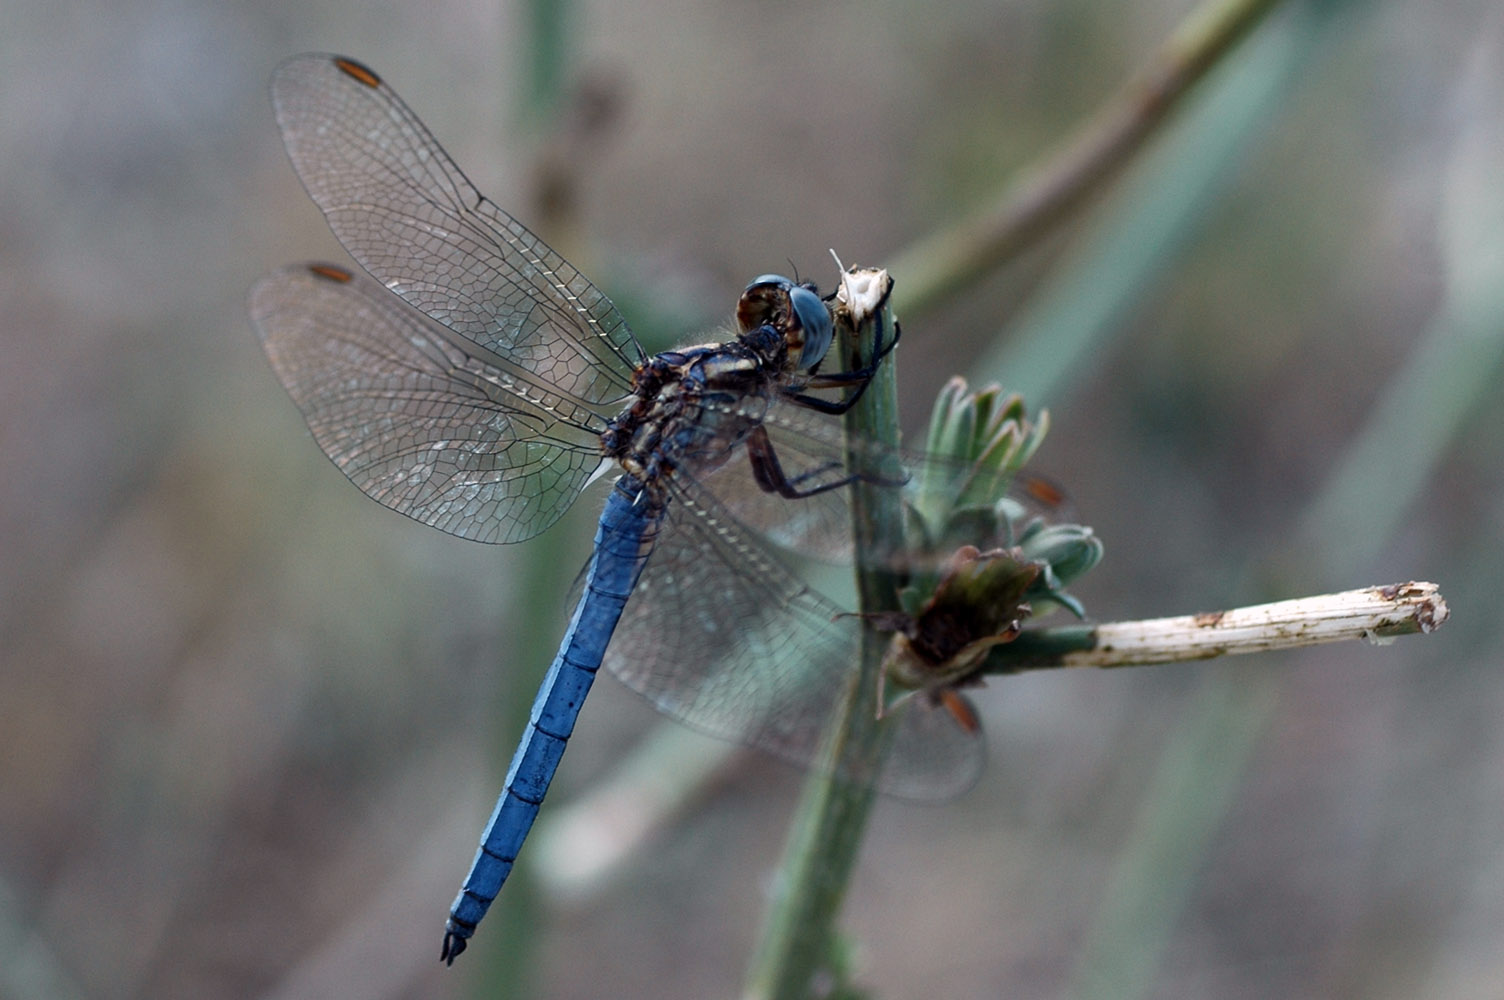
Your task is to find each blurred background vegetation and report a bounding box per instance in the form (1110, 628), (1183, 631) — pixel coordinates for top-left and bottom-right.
(2, 0), (1501, 998)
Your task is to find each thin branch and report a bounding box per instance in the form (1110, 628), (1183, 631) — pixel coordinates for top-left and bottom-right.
(988, 582), (1449, 673)
(890, 0), (1288, 318)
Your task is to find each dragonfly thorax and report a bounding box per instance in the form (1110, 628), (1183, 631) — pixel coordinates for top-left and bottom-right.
(600, 275), (832, 493)
(602, 342), (776, 491)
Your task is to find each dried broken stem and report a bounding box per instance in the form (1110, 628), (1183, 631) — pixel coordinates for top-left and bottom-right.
(988, 581), (1449, 673)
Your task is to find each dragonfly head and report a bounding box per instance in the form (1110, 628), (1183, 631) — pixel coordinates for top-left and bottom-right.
(738, 274), (834, 371)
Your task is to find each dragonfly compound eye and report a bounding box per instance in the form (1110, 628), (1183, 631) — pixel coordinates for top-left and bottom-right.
(737, 275), (833, 369)
(737, 274), (793, 333)
(788, 284), (833, 369)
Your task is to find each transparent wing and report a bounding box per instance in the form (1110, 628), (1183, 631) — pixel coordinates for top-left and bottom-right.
(883, 694), (987, 800)
(693, 393), (1067, 567)
(249, 263), (606, 543)
(269, 53), (642, 406)
(691, 394), (863, 562)
(603, 486), (984, 799)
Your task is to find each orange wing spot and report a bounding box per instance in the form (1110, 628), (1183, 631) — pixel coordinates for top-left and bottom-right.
(308, 263), (354, 283)
(940, 689), (981, 734)
(333, 57), (382, 89)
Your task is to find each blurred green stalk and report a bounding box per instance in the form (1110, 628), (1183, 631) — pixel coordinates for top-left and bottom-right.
(1020, 4), (1429, 1000)
(891, 0), (1287, 321)
(977, 1), (1335, 406)
(1294, 63), (1504, 581)
(523, 0), (568, 125)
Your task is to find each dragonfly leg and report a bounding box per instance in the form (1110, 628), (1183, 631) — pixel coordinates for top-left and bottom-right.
(782, 318), (902, 415)
(746, 424), (896, 498)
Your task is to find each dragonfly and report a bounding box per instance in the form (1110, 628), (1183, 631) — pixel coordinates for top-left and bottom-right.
(250, 54), (996, 964)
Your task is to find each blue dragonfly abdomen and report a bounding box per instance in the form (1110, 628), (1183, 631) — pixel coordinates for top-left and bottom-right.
(444, 479), (660, 961)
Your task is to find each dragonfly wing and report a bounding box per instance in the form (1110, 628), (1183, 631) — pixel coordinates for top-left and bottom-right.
(690, 395), (859, 563)
(882, 693), (987, 800)
(695, 393), (1069, 567)
(249, 263), (603, 543)
(269, 53), (641, 407)
(602, 487), (982, 798)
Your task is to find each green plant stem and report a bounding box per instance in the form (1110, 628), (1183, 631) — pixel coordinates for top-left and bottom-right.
(523, 0), (568, 124)
(890, 0), (1287, 320)
(742, 277), (905, 1000)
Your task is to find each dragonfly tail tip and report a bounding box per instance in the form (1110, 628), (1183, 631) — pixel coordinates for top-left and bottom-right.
(440, 930), (468, 965)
